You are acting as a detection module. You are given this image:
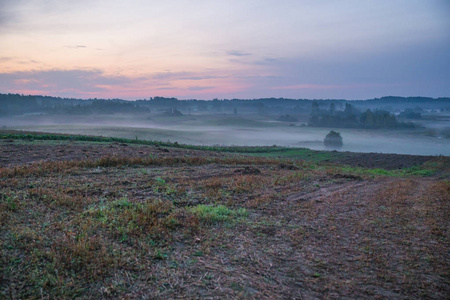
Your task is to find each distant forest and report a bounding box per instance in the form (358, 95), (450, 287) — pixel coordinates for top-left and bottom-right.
(1, 93), (449, 129)
(308, 102), (416, 129)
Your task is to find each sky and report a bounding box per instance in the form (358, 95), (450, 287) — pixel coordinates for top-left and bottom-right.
(0, 0), (449, 100)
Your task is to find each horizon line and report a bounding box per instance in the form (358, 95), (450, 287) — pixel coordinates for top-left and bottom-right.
(2, 92), (449, 102)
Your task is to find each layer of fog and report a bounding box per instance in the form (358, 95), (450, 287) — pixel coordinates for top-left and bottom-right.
(2, 114), (449, 156)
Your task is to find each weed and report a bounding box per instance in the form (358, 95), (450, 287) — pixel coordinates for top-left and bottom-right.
(1, 193), (19, 211)
(155, 177), (166, 185)
(112, 197), (133, 208)
(153, 248), (167, 260)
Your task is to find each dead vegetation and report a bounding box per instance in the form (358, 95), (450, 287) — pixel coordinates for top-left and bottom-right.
(0, 140), (449, 299)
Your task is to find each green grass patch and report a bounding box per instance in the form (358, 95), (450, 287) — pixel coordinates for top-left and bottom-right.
(83, 197), (177, 240)
(189, 204), (248, 224)
(332, 165), (435, 177)
(247, 148), (340, 162)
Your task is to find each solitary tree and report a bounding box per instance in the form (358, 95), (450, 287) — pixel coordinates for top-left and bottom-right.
(324, 130), (343, 147)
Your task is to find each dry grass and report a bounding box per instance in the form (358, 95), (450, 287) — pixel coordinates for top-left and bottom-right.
(1, 144), (448, 299)
(0, 155), (284, 178)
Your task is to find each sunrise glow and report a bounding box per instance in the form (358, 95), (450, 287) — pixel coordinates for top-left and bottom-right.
(1, 0), (449, 99)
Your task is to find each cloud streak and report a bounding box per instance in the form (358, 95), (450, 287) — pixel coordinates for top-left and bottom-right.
(187, 86), (214, 91)
(227, 50), (252, 57)
(0, 69), (136, 98)
(65, 45), (87, 49)
(0, 69), (240, 99)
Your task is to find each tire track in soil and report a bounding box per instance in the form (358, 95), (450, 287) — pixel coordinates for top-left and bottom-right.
(234, 178), (447, 299)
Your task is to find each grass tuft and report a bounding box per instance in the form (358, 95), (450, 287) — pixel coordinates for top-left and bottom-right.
(189, 204), (248, 224)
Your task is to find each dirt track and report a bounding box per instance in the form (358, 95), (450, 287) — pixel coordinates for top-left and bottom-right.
(252, 177), (449, 298)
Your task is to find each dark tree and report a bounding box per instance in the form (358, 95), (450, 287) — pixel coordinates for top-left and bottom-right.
(324, 131), (343, 147)
(329, 102), (335, 115)
(311, 100), (320, 116)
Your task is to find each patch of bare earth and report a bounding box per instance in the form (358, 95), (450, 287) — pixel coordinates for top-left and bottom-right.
(0, 141), (448, 299)
(0, 140), (224, 167)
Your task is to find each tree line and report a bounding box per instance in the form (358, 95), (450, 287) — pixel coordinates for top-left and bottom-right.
(0, 93), (448, 117)
(308, 102), (415, 129)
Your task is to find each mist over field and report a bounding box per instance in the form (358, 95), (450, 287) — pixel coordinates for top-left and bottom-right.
(2, 110), (449, 156)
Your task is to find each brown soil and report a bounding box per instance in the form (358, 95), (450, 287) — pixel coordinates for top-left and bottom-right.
(0, 140), (223, 168)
